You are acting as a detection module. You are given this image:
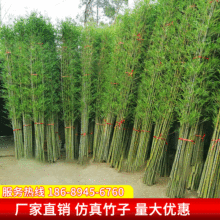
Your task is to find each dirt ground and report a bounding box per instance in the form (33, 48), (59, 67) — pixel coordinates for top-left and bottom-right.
(0, 135), (198, 198)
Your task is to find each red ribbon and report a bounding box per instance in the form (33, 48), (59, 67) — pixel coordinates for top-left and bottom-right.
(13, 129), (21, 131)
(153, 134), (168, 145)
(118, 42), (124, 45)
(125, 70), (133, 77)
(137, 33), (144, 41)
(23, 124), (31, 127)
(81, 133), (86, 136)
(133, 128), (150, 133)
(31, 74), (38, 76)
(133, 128), (140, 132)
(178, 137), (195, 144)
(211, 139), (220, 150)
(195, 134), (205, 142)
(165, 21), (173, 27)
(65, 126), (75, 129)
(115, 119), (125, 128)
(34, 122), (44, 125)
(111, 82), (118, 85)
(193, 56), (209, 60)
(104, 119), (113, 125)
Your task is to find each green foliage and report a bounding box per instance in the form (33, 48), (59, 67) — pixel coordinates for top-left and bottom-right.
(58, 18), (82, 122)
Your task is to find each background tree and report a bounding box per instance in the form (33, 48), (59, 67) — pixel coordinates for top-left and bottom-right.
(77, 0), (128, 25)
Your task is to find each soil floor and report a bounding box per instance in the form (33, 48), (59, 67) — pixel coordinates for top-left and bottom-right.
(0, 135), (198, 198)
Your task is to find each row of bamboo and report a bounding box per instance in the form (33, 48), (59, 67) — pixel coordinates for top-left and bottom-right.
(0, 0), (220, 198)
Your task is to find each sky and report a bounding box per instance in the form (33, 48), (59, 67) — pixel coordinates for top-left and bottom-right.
(0, 0), (140, 26)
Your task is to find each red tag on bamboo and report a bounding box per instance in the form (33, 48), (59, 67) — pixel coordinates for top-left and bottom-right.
(195, 134), (205, 142)
(13, 129), (21, 131)
(104, 119), (112, 125)
(23, 124), (31, 127)
(126, 70), (133, 77)
(115, 119), (125, 128)
(178, 137), (195, 144)
(153, 134), (168, 145)
(211, 139), (220, 150)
